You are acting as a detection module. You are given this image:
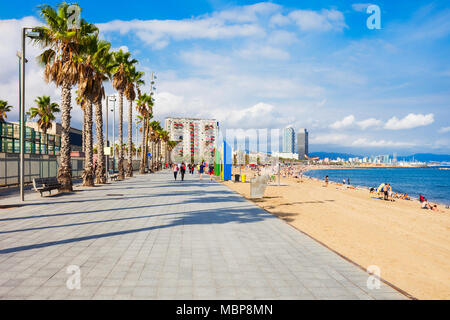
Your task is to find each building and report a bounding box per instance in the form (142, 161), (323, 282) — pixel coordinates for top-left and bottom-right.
(282, 126), (295, 153)
(297, 128), (308, 160)
(165, 117), (218, 163)
(12, 122), (83, 153)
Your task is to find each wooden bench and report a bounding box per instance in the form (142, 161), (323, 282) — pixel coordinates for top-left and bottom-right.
(32, 177), (62, 197)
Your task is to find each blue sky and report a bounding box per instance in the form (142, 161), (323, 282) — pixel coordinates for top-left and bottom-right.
(0, 0), (449, 156)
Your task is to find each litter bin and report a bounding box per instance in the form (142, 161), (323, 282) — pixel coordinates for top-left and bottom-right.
(234, 174), (240, 182)
(241, 174), (246, 183)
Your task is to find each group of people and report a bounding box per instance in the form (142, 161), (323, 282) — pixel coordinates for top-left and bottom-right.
(172, 161), (215, 181)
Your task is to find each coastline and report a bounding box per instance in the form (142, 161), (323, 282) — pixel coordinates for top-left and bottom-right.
(223, 167), (450, 300)
(302, 165), (449, 207)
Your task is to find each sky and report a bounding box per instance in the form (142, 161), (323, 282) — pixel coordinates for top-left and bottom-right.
(0, 0), (449, 156)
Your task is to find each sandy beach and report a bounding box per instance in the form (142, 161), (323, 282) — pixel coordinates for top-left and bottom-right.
(223, 168), (450, 300)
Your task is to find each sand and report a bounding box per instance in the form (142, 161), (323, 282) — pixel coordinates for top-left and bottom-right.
(223, 168), (450, 300)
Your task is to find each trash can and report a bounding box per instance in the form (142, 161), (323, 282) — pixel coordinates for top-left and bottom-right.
(241, 174), (246, 183)
(234, 174), (240, 182)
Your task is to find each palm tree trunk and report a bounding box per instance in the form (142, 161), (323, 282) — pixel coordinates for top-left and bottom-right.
(57, 82), (73, 192)
(126, 99), (133, 177)
(118, 92), (125, 180)
(139, 120), (146, 174)
(82, 102), (94, 186)
(95, 100), (106, 184)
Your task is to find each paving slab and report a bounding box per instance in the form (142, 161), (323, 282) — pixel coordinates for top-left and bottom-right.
(0, 171), (408, 299)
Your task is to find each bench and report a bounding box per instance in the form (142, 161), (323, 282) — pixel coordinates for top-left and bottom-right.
(32, 177), (62, 197)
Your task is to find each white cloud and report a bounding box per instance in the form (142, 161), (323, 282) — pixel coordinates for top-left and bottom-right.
(98, 3), (276, 49)
(351, 138), (416, 148)
(357, 118), (383, 130)
(269, 13), (291, 27)
(384, 113), (434, 130)
(351, 3), (373, 13)
(288, 9), (347, 32)
(310, 133), (350, 145)
(329, 115), (355, 129)
(236, 45), (290, 60)
(439, 126), (450, 133)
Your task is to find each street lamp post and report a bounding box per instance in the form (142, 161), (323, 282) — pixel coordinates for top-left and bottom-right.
(109, 95), (116, 172)
(105, 97), (109, 179)
(18, 27), (40, 202)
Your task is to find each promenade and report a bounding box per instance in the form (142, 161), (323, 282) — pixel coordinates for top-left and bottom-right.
(0, 171), (407, 300)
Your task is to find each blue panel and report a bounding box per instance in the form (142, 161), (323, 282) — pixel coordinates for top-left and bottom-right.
(223, 141), (232, 181)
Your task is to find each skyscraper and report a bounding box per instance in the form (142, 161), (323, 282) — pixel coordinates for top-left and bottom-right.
(297, 129), (309, 160)
(282, 127), (295, 153)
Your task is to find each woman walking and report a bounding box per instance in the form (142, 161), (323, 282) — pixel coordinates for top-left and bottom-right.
(173, 164), (179, 181)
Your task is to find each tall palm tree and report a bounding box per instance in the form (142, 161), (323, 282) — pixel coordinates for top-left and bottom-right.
(167, 140), (178, 166)
(136, 93), (154, 174)
(26, 96), (60, 143)
(159, 130), (169, 166)
(75, 91), (86, 153)
(34, 3), (98, 192)
(0, 100), (13, 122)
(125, 66), (144, 177)
(77, 35), (114, 185)
(112, 49), (137, 180)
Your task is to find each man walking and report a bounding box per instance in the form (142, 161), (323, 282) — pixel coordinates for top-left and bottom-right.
(180, 162), (186, 181)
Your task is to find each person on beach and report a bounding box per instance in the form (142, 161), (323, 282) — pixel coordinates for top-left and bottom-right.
(325, 175), (329, 187)
(348, 178), (351, 185)
(342, 179), (346, 185)
(173, 164), (179, 180)
(180, 162), (186, 181)
(388, 184), (394, 201)
(383, 183), (389, 200)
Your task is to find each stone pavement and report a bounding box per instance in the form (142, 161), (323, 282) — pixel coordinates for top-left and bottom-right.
(0, 171), (407, 300)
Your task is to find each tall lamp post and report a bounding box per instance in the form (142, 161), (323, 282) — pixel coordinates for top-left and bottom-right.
(18, 27), (41, 202)
(108, 95), (116, 172)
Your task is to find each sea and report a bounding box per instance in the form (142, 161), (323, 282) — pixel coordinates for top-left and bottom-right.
(304, 166), (450, 205)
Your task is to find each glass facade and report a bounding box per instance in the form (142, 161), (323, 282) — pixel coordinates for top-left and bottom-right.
(0, 122), (61, 155)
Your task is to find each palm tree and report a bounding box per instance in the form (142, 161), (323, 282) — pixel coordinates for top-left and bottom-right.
(167, 140), (178, 166)
(78, 35), (114, 185)
(34, 3), (98, 192)
(0, 100), (13, 122)
(136, 93), (153, 174)
(26, 96), (60, 143)
(125, 66), (144, 177)
(75, 91), (86, 153)
(159, 130), (169, 166)
(112, 49), (137, 180)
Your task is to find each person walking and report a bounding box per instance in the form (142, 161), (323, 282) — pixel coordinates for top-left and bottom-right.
(348, 178), (351, 185)
(325, 175), (329, 187)
(209, 163), (214, 182)
(173, 164), (179, 181)
(180, 162), (186, 181)
(199, 161), (205, 180)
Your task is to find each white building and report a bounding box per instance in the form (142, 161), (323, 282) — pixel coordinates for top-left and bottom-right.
(165, 117), (218, 163)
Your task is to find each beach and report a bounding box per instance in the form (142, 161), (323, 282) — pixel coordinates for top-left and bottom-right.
(223, 167), (450, 300)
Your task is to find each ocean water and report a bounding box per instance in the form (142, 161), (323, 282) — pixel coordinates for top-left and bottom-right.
(304, 167), (450, 205)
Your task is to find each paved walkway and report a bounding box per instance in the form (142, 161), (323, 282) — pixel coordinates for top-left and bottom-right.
(0, 171), (407, 300)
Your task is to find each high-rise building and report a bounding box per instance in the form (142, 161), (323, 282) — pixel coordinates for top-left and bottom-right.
(297, 128), (309, 160)
(282, 127), (295, 154)
(165, 117), (218, 163)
